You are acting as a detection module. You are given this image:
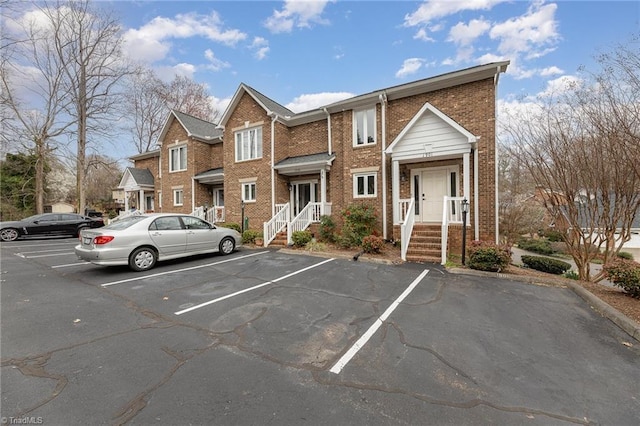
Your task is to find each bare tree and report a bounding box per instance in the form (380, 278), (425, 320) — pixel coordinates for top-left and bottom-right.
(163, 75), (219, 123)
(501, 38), (640, 281)
(84, 154), (122, 208)
(123, 71), (220, 153)
(123, 69), (167, 153)
(0, 7), (72, 213)
(39, 0), (135, 215)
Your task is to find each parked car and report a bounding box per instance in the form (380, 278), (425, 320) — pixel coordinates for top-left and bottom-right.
(75, 213), (242, 271)
(0, 213), (105, 242)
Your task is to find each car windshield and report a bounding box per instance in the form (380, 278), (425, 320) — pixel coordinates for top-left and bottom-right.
(104, 216), (146, 230)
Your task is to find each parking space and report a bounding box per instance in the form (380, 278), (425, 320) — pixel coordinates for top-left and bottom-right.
(2, 238), (639, 425)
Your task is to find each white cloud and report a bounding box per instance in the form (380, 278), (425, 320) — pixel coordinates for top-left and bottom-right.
(209, 94), (232, 116)
(122, 12), (247, 64)
(539, 75), (582, 97)
(154, 63), (197, 81)
(204, 49), (231, 71)
(250, 37), (270, 60)
(448, 18), (491, 46)
(264, 0), (334, 33)
(489, 2), (560, 56)
(405, 0), (505, 27)
(285, 92), (354, 113)
(396, 58), (425, 78)
(540, 66), (564, 76)
(413, 28), (434, 42)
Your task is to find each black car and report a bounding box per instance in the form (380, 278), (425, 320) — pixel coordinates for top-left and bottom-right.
(0, 213), (105, 242)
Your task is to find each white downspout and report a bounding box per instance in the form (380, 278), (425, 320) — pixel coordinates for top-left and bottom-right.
(191, 177), (195, 212)
(323, 108), (332, 155)
(474, 146), (479, 240)
(494, 67), (501, 244)
(379, 92), (388, 240)
(270, 112), (278, 216)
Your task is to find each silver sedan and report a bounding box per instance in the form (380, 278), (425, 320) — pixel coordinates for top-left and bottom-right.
(75, 213), (242, 272)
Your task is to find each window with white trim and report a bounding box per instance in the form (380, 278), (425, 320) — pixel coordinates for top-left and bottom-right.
(353, 107), (376, 146)
(353, 173), (377, 198)
(169, 146), (187, 172)
(242, 182), (256, 202)
(235, 127), (263, 161)
(173, 189), (184, 206)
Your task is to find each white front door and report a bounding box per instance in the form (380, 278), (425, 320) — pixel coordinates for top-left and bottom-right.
(291, 182), (317, 216)
(414, 169), (449, 222)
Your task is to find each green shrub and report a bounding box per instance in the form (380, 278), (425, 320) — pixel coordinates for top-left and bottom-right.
(242, 229), (262, 244)
(340, 203), (377, 247)
(517, 237), (553, 255)
(222, 223), (241, 233)
(292, 230), (312, 247)
(539, 229), (564, 242)
(361, 235), (385, 254)
(617, 251), (634, 261)
(467, 240), (511, 272)
(305, 240), (327, 252)
(319, 215), (336, 243)
(563, 270), (579, 280)
(603, 259), (640, 298)
(521, 255), (571, 275)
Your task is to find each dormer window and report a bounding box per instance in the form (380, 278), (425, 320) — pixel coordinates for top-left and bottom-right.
(353, 107), (376, 146)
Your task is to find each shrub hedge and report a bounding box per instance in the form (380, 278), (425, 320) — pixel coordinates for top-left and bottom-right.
(292, 230), (312, 247)
(242, 229), (262, 244)
(521, 255), (571, 275)
(361, 235), (385, 254)
(603, 259), (640, 298)
(517, 237), (554, 255)
(467, 240), (511, 272)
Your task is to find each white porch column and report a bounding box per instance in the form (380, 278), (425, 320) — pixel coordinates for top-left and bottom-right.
(392, 160), (400, 223)
(139, 189), (145, 211)
(124, 190), (129, 211)
(320, 169), (327, 215)
(463, 152), (470, 200)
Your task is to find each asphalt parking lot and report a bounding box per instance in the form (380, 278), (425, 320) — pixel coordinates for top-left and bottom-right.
(1, 238), (639, 425)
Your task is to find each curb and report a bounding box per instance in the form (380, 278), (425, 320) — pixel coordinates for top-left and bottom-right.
(276, 247), (400, 265)
(449, 267), (640, 343)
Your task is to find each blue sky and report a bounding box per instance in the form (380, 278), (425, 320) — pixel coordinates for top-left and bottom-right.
(109, 0), (638, 116)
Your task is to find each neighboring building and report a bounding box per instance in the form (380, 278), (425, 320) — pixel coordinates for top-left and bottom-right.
(125, 61), (510, 263)
(44, 202), (75, 213)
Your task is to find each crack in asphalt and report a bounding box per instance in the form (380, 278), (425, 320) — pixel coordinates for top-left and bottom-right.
(4, 258), (598, 425)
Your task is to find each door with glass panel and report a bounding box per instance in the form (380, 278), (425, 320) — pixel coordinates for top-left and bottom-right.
(291, 182), (317, 216)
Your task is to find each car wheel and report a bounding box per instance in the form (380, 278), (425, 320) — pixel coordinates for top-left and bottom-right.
(0, 228), (19, 242)
(129, 247), (157, 272)
(219, 237), (235, 255)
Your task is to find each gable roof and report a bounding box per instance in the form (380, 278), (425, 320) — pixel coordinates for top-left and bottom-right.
(385, 102), (477, 157)
(218, 83), (295, 128)
(218, 61), (509, 129)
(157, 110), (223, 145)
(118, 167), (154, 190)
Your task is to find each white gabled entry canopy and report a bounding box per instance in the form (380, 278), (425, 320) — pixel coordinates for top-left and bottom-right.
(385, 102), (477, 161)
(386, 102), (476, 224)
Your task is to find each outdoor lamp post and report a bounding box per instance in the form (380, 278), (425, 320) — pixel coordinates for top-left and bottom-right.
(461, 198), (469, 265)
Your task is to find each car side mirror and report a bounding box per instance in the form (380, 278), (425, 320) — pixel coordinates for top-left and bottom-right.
(33, 220), (40, 224)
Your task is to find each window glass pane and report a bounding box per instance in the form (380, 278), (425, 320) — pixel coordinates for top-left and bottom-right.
(367, 175), (375, 195)
(356, 111), (364, 144)
(256, 128), (262, 158)
(250, 184), (256, 200)
(357, 176), (364, 195)
(366, 109), (375, 143)
(236, 133), (242, 160)
(180, 147), (187, 169)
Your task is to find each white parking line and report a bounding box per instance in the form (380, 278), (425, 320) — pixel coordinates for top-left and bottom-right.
(101, 251), (269, 287)
(52, 262), (89, 269)
(17, 252), (74, 258)
(1, 241), (76, 249)
(329, 269), (429, 375)
(18, 248), (73, 255)
(175, 257), (335, 316)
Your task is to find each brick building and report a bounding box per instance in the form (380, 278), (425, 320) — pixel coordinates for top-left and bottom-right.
(121, 61), (509, 263)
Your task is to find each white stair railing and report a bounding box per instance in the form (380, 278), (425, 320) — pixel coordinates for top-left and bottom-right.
(191, 206), (205, 219)
(206, 207), (225, 223)
(400, 199), (415, 261)
(288, 202), (322, 244)
(108, 209), (141, 224)
(441, 196), (465, 264)
(264, 202), (290, 247)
